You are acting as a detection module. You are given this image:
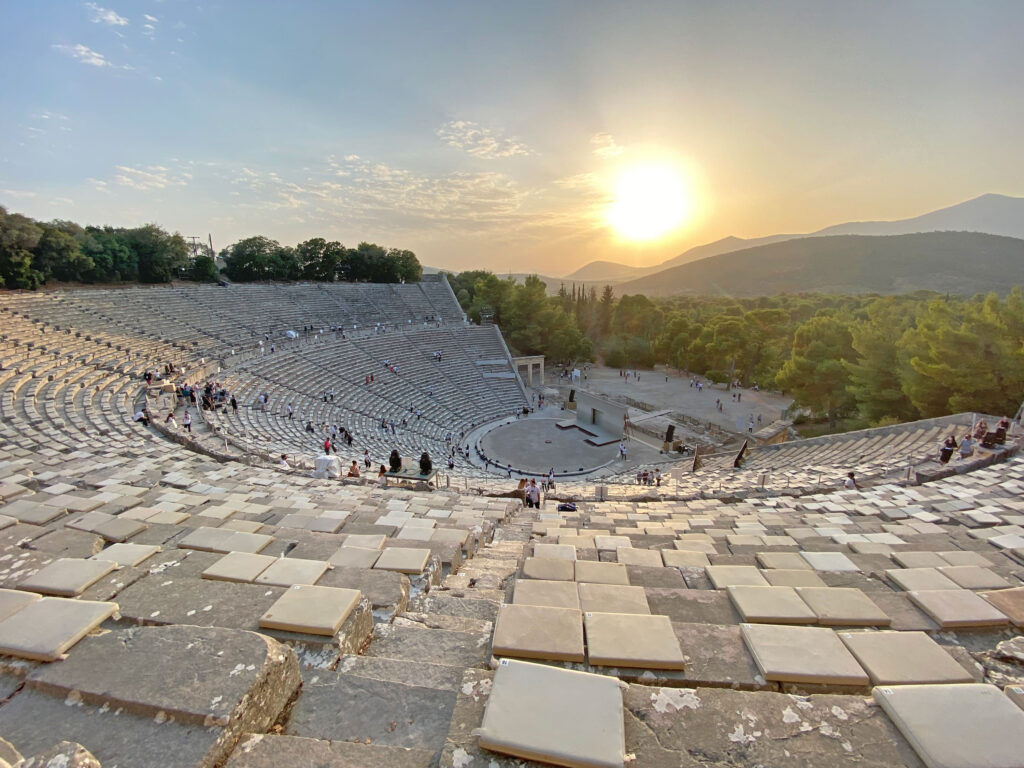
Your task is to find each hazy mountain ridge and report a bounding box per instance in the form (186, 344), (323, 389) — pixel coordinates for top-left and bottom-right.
(612, 231), (1024, 297)
(565, 193), (1024, 284)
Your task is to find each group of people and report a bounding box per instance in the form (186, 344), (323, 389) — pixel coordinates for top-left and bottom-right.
(938, 417), (1011, 464)
(635, 468), (663, 486)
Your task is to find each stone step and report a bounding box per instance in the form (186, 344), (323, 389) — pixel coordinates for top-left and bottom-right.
(284, 672), (457, 753)
(0, 625), (300, 768)
(364, 623), (491, 668)
(333, 654), (466, 692)
(394, 610), (493, 635)
(408, 591), (502, 622)
(224, 733), (434, 768)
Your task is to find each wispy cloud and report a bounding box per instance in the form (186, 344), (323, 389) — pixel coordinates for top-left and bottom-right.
(143, 14), (158, 22)
(590, 132), (623, 159)
(113, 165), (189, 190)
(85, 2), (128, 26)
(53, 43), (119, 68)
(0, 189), (38, 200)
(436, 120), (532, 159)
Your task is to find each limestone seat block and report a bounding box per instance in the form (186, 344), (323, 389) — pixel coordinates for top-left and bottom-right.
(593, 535), (631, 552)
(727, 585), (817, 624)
(342, 534), (386, 550)
(373, 547), (430, 574)
(0, 597), (117, 661)
(584, 612), (684, 670)
(936, 550), (991, 567)
(1, 499), (65, 525)
(533, 543), (577, 561)
(673, 540), (718, 554)
(202, 552), (277, 583)
(18, 558), (116, 597)
(799, 551), (860, 572)
(178, 526), (272, 554)
(796, 587), (891, 626)
(936, 566), (1011, 590)
(577, 583), (650, 615)
(756, 552), (811, 570)
(327, 546), (381, 569)
(886, 567), (960, 592)
(477, 659), (625, 768)
(219, 519), (265, 533)
(740, 623), (869, 686)
(574, 561), (630, 586)
(492, 604), (585, 662)
(255, 557), (329, 587)
(0, 588), (40, 622)
(522, 557), (574, 581)
(838, 631), (973, 685)
(873, 684), (1024, 768)
(92, 516), (147, 543)
(615, 547), (662, 568)
(979, 586), (1024, 627)
(661, 550), (710, 568)
(909, 589), (1010, 628)
(892, 551), (948, 569)
(259, 585), (361, 637)
(762, 569), (827, 588)
(705, 565), (768, 589)
(512, 579), (580, 610)
(91, 543), (161, 568)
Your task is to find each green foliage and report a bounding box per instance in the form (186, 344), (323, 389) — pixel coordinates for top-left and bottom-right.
(188, 254), (220, 283)
(776, 315), (857, 419)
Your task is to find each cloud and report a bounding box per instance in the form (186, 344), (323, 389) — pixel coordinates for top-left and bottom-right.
(436, 120), (532, 159)
(591, 132), (623, 159)
(85, 2), (128, 26)
(53, 43), (116, 68)
(0, 189), (38, 200)
(143, 14), (158, 22)
(112, 165), (189, 190)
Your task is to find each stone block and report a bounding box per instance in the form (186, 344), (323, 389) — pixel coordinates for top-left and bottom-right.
(0, 588), (40, 622)
(800, 551), (860, 572)
(374, 547), (430, 574)
(259, 585), (361, 636)
(756, 552), (810, 570)
(201, 552), (277, 583)
(615, 547), (662, 567)
(838, 631), (974, 685)
(512, 579), (580, 610)
(533, 543), (577, 560)
(492, 604), (584, 662)
(762, 568), (827, 587)
(936, 565), (1011, 590)
(578, 583), (650, 615)
(886, 567), (960, 591)
(254, 557), (328, 587)
(574, 560), (630, 585)
(796, 587), (891, 626)
(17, 558), (115, 597)
(476, 659), (625, 768)
(705, 565), (768, 589)
(0, 597), (117, 661)
(661, 550), (709, 568)
(91, 543), (161, 567)
(892, 551), (948, 569)
(740, 623), (869, 687)
(585, 612), (684, 670)
(979, 586), (1024, 627)
(521, 556), (574, 581)
(222, 733), (434, 768)
(727, 585), (817, 624)
(328, 546), (381, 569)
(909, 589), (1010, 628)
(873, 683), (1024, 768)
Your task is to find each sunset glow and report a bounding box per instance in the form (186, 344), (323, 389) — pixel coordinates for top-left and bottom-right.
(607, 165), (693, 241)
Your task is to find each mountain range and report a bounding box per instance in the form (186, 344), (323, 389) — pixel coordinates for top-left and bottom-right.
(563, 193), (1024, 287)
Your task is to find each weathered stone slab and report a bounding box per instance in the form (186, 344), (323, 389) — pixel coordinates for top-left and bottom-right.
(874, 683), (1024, 768)
(574, 560), (629, 585)
(585, 612), (684, 670)
(259, 584), (361, 636)
(621, 684), (923, 767)
(18, 741), (100, 768)
(796, 587), (891, 626)
(91, 542), (161, 567)
(727, 585), (817, 624)
(223, 733), (435, 768)
(909, 589), (1010, 628)
(762, 568), (827, 587)
(936, 565), (1011, 590)
(492, 604), (584, 662)
(979, 586), (1024, 627)
(364, 623), (490, 668)
(374, 547), (430, 574)
(671, 621), (768, 690)
(317, 566), (409, 617)
(740, 623), (869, 687)
(0, 588), (39, 622)
(645, 587), (740, 624)
(201, 552), (276, 583)
(705, 565), (768, 588)
(800, 551), (860, 572)
(17, 558), (115, 597)
(476, 659), (625, 768)
(254, 557), (328, 587)
(328, 546), (381, 569)
(513, 579), (580, 610)
(578, 583), (650, 615)
(887, 567), (961, 591)
(615, 547), (662, 567)
(1, 625), (299, 768)
(661, 550), (709, 568)
(521, 556), (574, 581)
(838, 631), (974, 685)
(0, 597), (116, 661)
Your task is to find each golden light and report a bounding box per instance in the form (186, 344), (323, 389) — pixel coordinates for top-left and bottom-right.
(607, 164), (693, 241)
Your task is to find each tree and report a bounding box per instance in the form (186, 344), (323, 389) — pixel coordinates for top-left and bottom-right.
(775, 315), (856, 420)
(221, 236), (284, 282)
(121, 225), (188, 283)
(188, 254), (220, 283)
(846, 297), (921, 423)
(296, 238), (345, 281)
(0, 206), (44, 289)
(33, 223), (92, 283)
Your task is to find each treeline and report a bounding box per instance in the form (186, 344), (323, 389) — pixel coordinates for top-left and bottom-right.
(449, 270), (1024, 424)
(0, 204), (422, 289)
(220, 237), (421, 283)
(0, 205), (195, 289)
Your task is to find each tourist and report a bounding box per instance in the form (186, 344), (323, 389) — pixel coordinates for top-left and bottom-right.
(230, 395), (237, 413)
(655, 468), (662, 487)
(348, 460), (360, 478)
(133, 408), (150, 427)
(958, 433), (975, 460)
(939, 435), (958, 464)
(973, 419), (989, 440)
(286, 403), (294, 419)
(377, 465), (388, 486)
(363, 449), (371, 469)
(182, 410), (192, 433)
(278, 454), (290, 469)
(843, 471), (859, 490)
(165, 412), (177, 429)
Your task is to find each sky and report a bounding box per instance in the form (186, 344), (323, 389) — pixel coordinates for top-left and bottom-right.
(2, 1), (1023, 276)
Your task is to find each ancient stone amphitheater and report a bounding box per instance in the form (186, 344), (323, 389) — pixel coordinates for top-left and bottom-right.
(0, 278), (1021, 768)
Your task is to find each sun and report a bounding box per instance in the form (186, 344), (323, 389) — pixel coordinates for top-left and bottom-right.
(607, 164), (693, 241)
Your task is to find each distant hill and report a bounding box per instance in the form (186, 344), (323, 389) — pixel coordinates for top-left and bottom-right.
(814, 193), (1024, 239)
(613, 231), (1024, 297)
(564, 193), (1024, 284)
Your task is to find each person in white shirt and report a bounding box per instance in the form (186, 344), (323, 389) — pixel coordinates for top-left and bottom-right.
(182, 411), (192, 433)
(278, 454), (290, 469)
(843, 471), (859, 490)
